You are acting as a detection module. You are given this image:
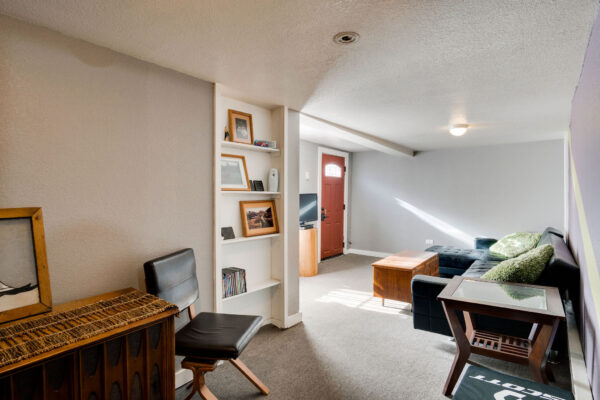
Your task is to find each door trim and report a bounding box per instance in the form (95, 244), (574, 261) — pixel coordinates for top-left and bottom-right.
(317, 146), (349, 262)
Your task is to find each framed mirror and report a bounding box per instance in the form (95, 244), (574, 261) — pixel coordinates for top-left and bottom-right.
(0, 207), (52, 323)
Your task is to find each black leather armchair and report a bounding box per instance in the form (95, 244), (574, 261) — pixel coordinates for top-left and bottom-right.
(144, 248), (270, 400)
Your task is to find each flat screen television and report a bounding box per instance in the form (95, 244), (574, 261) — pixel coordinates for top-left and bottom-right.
(299, 193), (318, 226)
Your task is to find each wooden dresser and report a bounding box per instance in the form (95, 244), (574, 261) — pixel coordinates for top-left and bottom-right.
(0, 288), (178, 400)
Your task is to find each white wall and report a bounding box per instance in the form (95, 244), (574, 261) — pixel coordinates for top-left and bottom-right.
(287, 110), (300, 315)
(349, 140), (564, 253)
(299, 140), (319, 194)
(0, 15), (214, 309)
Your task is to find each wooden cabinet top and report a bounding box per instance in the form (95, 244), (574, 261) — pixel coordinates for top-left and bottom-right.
(371, 250), (438, 271)
(0, 287), (178, 375)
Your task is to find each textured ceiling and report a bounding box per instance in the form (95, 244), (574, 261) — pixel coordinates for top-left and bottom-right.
(0, 0), (597, 151)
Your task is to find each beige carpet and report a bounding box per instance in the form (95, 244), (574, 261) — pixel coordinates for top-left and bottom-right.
(177, 254), (570, 399)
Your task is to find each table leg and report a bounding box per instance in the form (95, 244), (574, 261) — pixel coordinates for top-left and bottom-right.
(529, 323), (541, 342)
(463, 311), (475, 341)
(442, 302), (471, 396)
(528, 319), (559, 384)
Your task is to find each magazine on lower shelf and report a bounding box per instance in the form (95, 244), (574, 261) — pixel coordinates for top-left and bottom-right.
(222, 267), (247, 298)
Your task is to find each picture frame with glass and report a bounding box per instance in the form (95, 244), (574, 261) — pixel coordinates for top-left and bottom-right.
(0, 207), (52, 324)
(221, 153), (251, 191)
(239, 200), (279, 237)
(228, 109), (254, 145)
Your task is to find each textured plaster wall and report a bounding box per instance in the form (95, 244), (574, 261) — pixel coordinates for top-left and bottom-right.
(0, 15), (214, 309)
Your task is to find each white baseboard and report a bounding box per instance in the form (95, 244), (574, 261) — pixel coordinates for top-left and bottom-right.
(347, 248), (392, 258)
(175, 368), (193, 388)
(284, 312), (303, 328)
(566, 300), (593, 400)
(263, 317), (282, 328)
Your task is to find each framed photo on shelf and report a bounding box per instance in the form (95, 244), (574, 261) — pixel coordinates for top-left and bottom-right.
(239, 200), (279, 237)
(0, 207), (52, 324)
(220, 153), (251, 191)
(228, 109), (254, 145)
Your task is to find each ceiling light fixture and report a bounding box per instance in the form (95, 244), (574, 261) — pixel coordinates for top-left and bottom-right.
(333, 31), (360, 45)
(449, 124), (469, 136)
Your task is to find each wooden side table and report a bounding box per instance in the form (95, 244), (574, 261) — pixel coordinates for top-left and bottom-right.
(372, 250), (438, 304)
(437, 277), (565, 396)
(299, 227), (318, 277)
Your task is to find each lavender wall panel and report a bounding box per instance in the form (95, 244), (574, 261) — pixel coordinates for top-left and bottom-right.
(568, 6), (600, 398)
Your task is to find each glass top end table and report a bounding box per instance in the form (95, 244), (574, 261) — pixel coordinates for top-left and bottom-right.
(451, 279), (548, 311)
(437, 276), (565, 396)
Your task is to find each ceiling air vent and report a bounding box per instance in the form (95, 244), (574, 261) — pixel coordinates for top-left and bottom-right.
(333, 32), (360, 45)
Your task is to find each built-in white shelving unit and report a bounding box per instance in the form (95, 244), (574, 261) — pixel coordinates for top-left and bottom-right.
(221, 141), (280, 154)
(221, 233), (280, 245)
(222, 279), (281, 302)
(221, 191), (280, 197)
(213, 83), (297, 328)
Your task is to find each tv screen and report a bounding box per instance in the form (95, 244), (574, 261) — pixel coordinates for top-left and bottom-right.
(299, 193), (318, 224)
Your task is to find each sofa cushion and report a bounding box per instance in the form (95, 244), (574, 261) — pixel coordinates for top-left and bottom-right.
(482, 244), (554, 284)
(481, 252), (509, 262)
(426, 245), (487, 270)
(489, 232), (542, 258)
(462, 259), (500, 278)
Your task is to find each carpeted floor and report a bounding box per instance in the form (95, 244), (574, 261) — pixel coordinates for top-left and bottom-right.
(177, 254), (570, 399)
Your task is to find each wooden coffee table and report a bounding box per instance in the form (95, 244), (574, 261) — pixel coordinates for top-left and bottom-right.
(372, 250), (439, 305)
(437, 276), (565, 396)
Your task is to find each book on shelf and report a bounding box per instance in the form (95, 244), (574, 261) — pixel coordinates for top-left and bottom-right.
(222, 267), (247, 298)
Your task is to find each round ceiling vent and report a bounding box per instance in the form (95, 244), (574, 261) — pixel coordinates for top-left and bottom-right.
(333, 31), (360, 45)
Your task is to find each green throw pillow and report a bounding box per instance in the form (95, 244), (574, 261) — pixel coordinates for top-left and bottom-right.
(489, 232), (542, 258)
(481, 244), (554, 284)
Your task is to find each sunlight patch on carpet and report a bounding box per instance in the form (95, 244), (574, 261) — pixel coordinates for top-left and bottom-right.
(316, 288), (411, 317)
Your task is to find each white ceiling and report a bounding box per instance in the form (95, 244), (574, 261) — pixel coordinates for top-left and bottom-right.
(1, 1), (597, 151)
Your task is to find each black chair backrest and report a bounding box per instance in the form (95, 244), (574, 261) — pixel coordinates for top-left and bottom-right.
(144, 248), (199, 312)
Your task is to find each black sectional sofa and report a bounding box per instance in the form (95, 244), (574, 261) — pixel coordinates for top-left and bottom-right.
(411, 227), (579, 337)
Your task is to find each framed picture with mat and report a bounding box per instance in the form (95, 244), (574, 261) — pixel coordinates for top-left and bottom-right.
(0, 207), (52, 324)
(228, 109), (254, 145)
(221, 154), (251, 191)
(239, 200), (279, 237)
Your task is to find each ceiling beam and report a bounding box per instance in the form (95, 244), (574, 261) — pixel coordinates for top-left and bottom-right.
(299, 113), (415, 157)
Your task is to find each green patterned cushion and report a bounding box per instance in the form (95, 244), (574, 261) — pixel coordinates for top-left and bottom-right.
(481, 244), (554, 283)
(489, 232), (542, 258)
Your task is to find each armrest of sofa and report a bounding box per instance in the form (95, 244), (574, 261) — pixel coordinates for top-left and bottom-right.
(475, 237), (497, 250)
(411, 275), (453, 336)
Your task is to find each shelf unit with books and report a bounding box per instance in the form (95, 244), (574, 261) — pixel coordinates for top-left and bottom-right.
(213, 83), (299, 328)
(221, 279), (281, 302)
(221, 191), (280, 197)
(221, 141), (281, 154)
(221, 233), (280, 245)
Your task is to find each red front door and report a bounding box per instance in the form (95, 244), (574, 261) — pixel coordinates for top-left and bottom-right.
(321, 154), (345, 259)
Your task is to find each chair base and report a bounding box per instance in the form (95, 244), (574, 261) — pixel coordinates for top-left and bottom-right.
(181, 357), (270, 400)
